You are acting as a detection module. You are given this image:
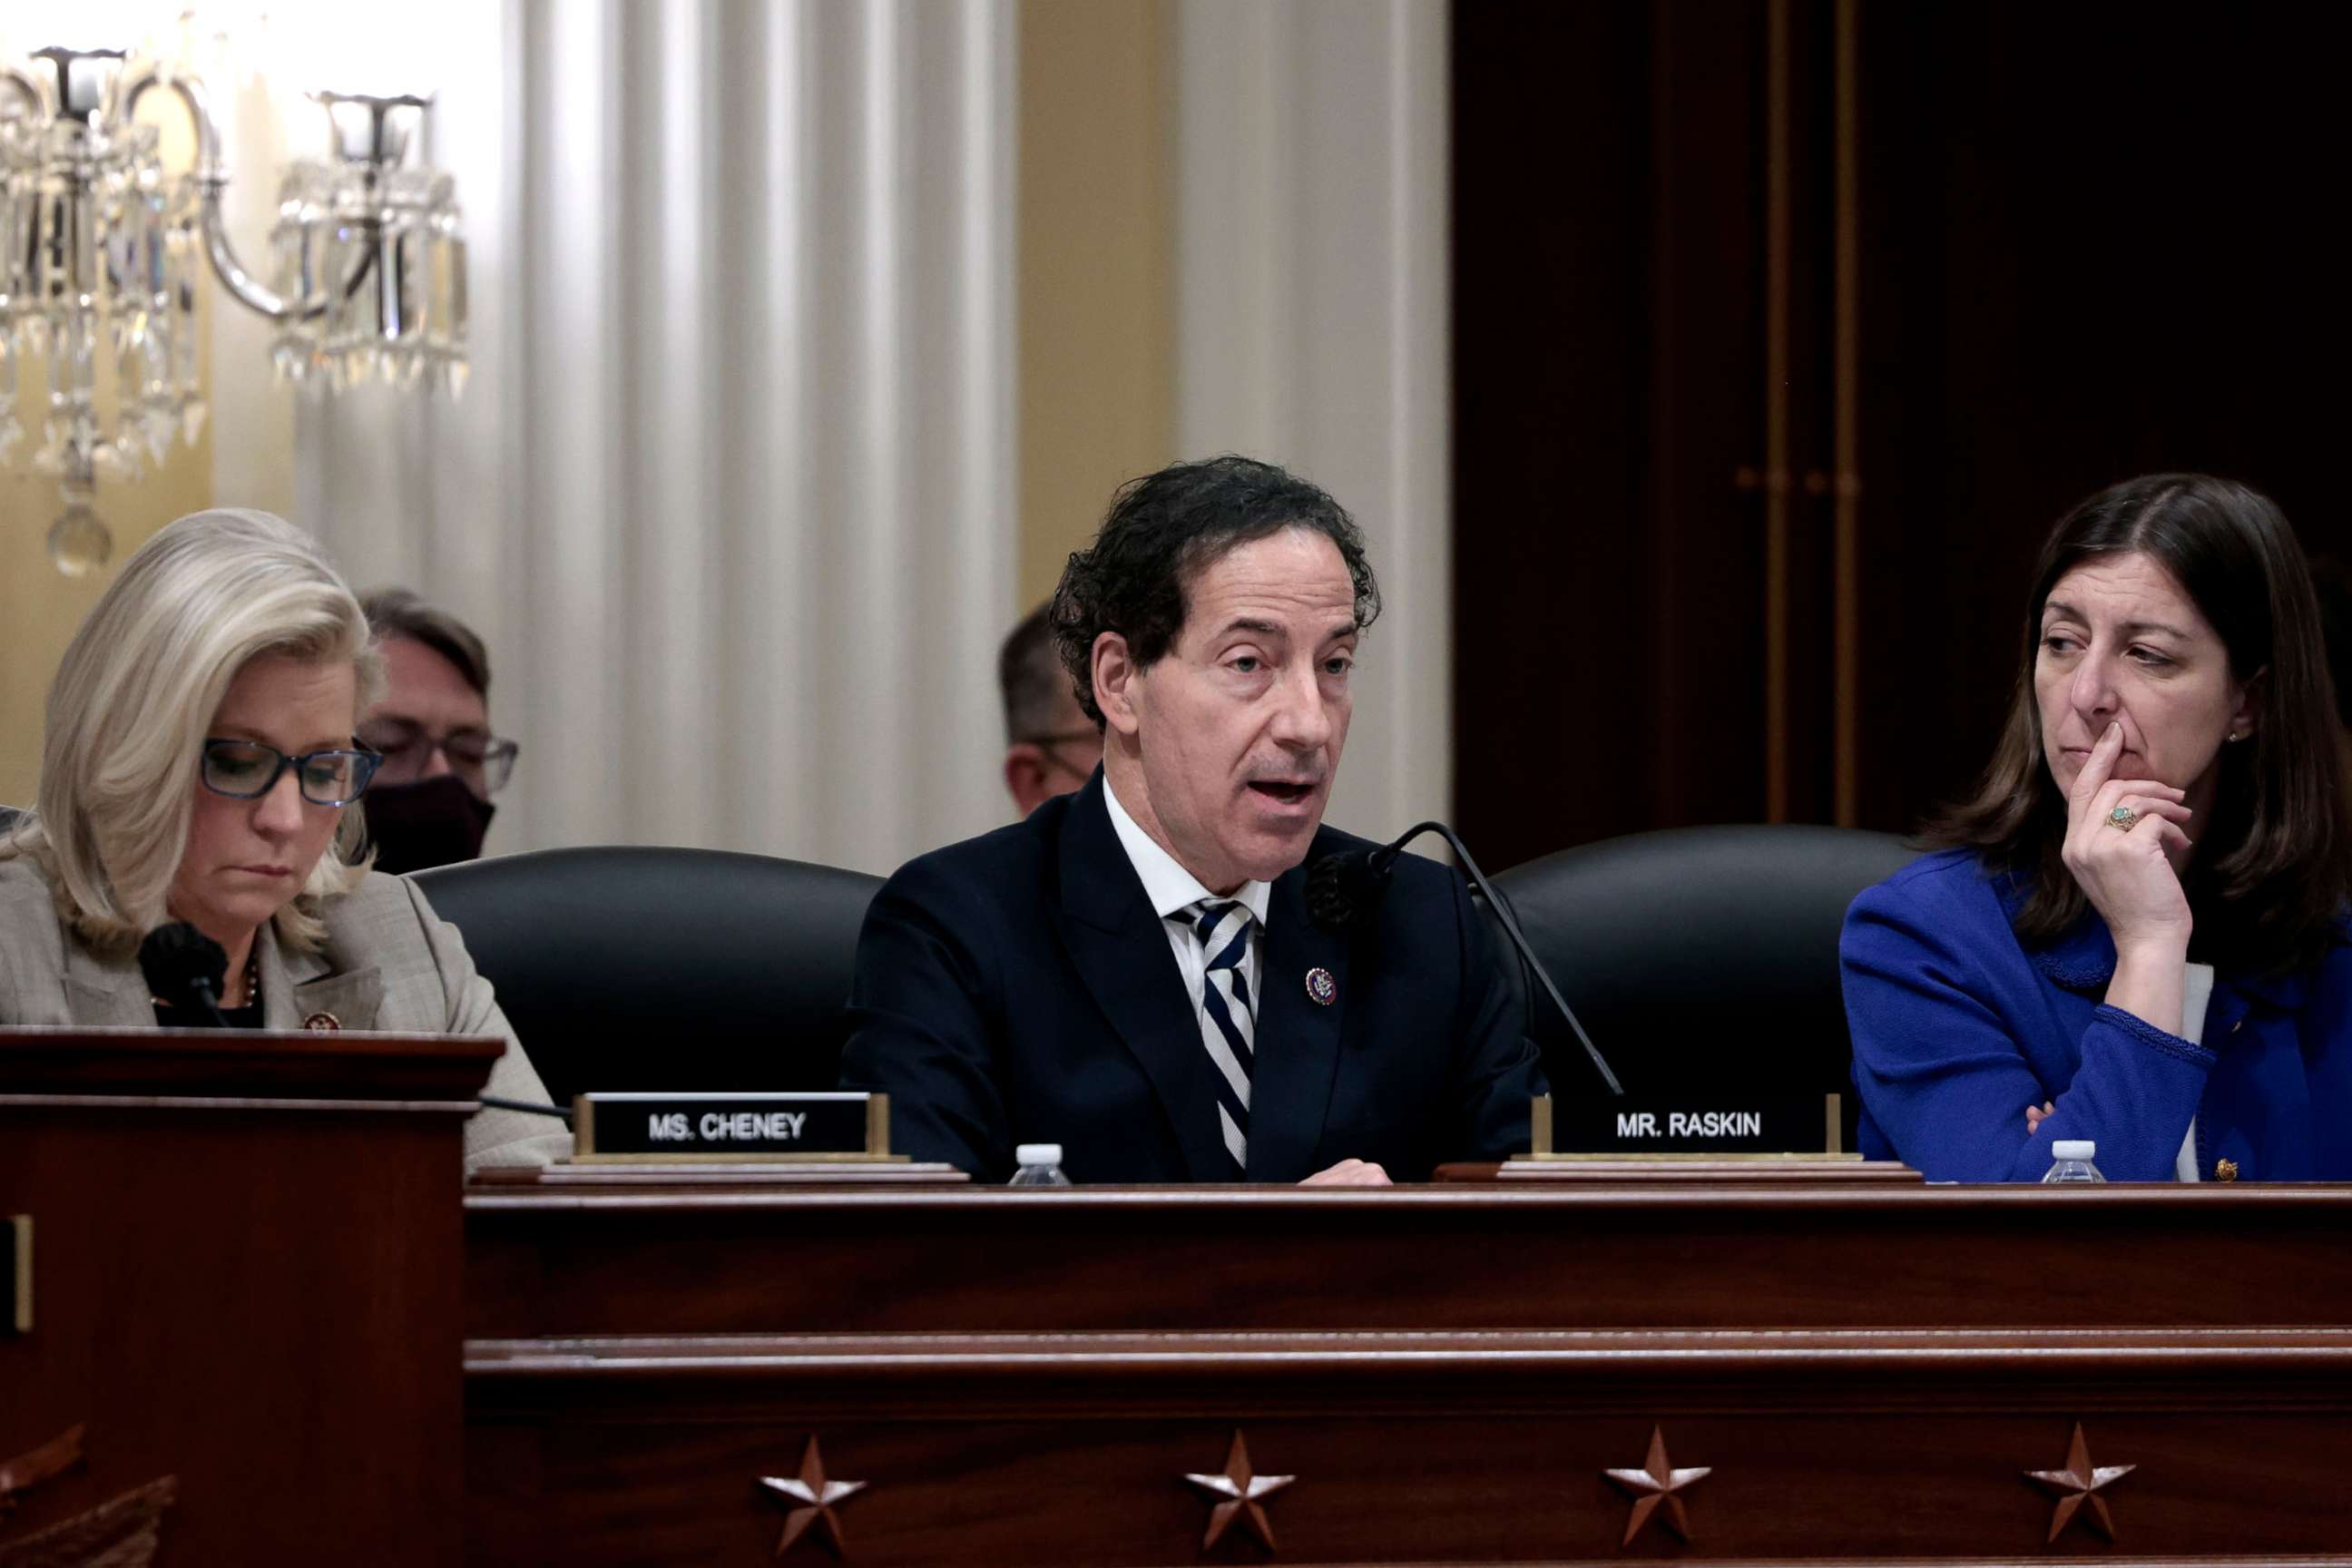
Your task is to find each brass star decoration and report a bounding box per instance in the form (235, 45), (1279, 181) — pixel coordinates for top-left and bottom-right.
(2024, 1422), (2135, 1543)
(1603, 1426), (1712, 1547)
(759, 1436), (868, 1558)
(1182, 1429), (1296, 1551)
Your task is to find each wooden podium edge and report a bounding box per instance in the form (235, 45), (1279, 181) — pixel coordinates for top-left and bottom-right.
(0, 1026), (505, 1102)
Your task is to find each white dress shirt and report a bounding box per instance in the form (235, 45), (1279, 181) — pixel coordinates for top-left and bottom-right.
(1102, 773), (1270, 1029)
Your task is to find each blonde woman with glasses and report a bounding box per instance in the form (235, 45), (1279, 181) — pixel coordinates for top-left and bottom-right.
(0, 509), (566, 1171)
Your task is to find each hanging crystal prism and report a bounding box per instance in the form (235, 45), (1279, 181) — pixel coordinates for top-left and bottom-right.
(269, 93), (466, 397)
(7, 52), (466, 575)
(46, 453), (112, 577)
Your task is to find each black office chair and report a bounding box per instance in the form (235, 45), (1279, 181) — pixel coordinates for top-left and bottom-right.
(1483, 824), (1916, 1102)
(410, 846), (884, 1104)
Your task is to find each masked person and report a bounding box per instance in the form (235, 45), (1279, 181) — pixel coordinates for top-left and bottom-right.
(356, 590), (519, 872)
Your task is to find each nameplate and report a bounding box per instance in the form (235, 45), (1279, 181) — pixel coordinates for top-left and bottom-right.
(573, 1093), (895, 1162)
(1524, 1093), (1847, 1159)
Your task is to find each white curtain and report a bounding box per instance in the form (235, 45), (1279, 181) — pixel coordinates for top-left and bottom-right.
(1173, 0), (1452, 849)
(290, 0), (1016, 875)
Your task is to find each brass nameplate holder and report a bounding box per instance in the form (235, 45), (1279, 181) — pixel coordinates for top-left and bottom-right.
(574, 1092), (897, 1163)
(1523, 1093), (1852, 1160)
(5, 1215), (28, 1334)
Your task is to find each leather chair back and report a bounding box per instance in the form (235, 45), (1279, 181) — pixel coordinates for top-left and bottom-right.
(1484, 824), (1916, 1101)
(411, 845), (883, 1104)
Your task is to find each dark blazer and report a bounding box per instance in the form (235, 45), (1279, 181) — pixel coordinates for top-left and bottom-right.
(840, 773), (1547, 1182)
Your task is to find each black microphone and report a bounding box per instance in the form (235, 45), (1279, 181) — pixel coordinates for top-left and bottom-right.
(137, 922), (231, 1028)
(1306, 821), (1624, 1096)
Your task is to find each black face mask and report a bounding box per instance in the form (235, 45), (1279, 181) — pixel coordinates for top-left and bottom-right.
(363, 774), (496, 874)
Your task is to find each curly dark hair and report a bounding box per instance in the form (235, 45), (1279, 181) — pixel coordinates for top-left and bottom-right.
(1048, 455), (1381, 726)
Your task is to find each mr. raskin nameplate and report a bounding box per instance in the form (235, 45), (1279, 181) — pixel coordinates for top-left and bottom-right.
(574, 1092), (894, 1162)
(1525, 1093), (1847, 1158)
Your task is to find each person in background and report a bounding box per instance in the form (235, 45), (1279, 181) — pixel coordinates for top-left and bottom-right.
(2311, 555), (2352, 804)
(999, 601), (1103, 817)
(843, 456), (1546, 1184)
(357, 589), (521, 872)
(1841, 475), (2352, 1182)
(0, 510), (565, 1171)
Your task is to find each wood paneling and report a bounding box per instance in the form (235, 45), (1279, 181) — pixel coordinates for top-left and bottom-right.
(0, 1030), (493, 1564)
(1454, 2), (2352, 865)
(464, 1177), (2352, 1565)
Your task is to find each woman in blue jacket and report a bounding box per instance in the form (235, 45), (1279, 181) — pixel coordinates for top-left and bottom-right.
(1841, 475), (2352, 1181)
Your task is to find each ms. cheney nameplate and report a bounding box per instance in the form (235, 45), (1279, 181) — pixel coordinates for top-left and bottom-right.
(574, 1092), (893, 1162)
(1526, 1093), (1846, 1158)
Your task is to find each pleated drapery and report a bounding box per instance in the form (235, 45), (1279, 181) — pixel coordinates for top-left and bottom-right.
(1173, 0), (1452, 852)
(292, 0), (1016, 875)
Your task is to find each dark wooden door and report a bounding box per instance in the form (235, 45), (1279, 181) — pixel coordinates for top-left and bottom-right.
(1454, 0), (2351, 870)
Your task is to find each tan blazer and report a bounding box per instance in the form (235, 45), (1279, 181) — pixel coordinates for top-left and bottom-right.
(0, 853), (570, 1172)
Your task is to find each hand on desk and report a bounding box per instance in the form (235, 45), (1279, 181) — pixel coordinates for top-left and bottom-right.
(1301, 1158), (1392, 1186)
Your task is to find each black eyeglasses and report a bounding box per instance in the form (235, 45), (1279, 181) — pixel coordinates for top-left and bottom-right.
(1018, 729), (1101, 776)
(200, 739), (382, 807)
(356, 719), (522, 796)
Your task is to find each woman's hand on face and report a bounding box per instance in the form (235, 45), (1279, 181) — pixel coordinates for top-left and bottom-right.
(2062, 722), (2195, 955)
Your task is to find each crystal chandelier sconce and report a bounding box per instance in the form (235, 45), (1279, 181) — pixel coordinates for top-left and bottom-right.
(270, 92), (467, 399)
(0, 45), (467, 577)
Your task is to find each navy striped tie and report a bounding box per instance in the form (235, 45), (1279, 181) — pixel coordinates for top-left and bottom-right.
(1179, 897), (1257, 1176)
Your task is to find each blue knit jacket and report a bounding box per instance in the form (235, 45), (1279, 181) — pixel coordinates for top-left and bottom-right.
(1839, 849), (2352, 1182)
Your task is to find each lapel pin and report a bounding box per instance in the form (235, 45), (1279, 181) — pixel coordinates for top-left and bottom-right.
(301, 1011), (342, 1032)
(1304, 967), (1337, 1006)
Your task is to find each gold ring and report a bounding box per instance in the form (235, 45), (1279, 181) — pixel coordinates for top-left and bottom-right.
(2106, 805), (2139, 831)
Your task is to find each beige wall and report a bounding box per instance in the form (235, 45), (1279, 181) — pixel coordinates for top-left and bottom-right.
(1016, 0), (1174, 614)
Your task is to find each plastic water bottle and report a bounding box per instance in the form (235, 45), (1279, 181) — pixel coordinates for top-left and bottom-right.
(1009, 1142), (1073, 1186)
(2041, 1139), (2105, 1184)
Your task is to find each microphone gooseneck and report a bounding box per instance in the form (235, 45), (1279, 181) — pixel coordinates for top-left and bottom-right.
(1306, 820), (1623, 1096)
(137, 922), (231, 1028)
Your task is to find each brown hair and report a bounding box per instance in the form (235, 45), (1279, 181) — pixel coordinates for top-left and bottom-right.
(998, 601), (1070, 744)
(1928, 474), (2351, 972)
(359, 587), (491, 696)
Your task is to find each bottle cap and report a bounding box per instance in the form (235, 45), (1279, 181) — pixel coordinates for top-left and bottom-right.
(2050, 1140), (2096, 1161)
(1014, 1143), (1063, 1167)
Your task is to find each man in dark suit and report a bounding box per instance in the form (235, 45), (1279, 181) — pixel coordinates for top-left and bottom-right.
(841, 456), (1545, 1183)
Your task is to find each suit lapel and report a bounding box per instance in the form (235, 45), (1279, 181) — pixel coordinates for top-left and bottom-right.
(260, 924), (383, 1032)
(1055, 775), (1233, 1181)
(1245, 859), (1348, 1181)
(63, 932), (157, 1027)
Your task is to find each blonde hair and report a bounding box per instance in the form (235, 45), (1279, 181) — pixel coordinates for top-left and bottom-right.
(1, 509), (386, 954)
